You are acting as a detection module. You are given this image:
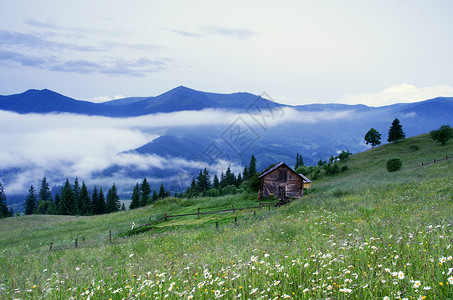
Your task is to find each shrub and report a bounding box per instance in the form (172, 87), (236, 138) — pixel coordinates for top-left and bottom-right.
(409, 144), (420, 151)
(387, 158), (402, 172)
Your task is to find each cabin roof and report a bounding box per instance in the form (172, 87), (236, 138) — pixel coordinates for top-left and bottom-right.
(258, 162), (300, 179)
(259, 161), (312, 184)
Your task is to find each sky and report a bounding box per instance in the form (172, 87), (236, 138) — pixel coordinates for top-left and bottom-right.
(1, 0), (453, 106)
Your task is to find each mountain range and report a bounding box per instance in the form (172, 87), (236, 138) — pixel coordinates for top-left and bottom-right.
(1, 86), (452, 203)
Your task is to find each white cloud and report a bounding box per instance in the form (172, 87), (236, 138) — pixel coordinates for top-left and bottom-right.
(342, 84), (453, 106)
(0, 107), (353, 194)
(91, 95), (125, 102)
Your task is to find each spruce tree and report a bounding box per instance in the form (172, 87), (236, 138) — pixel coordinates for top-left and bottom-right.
(24, 185), (37, 215)
(73, 177), (81, 214)
(106, 183), (120, 213)
(129, 183), (141, 210)
(60, 178), (76, 215)
(0, 182), (8, 218)
(249, 155), (257, 176)
(36, 176), (53, 214)
(213, 174), (220, 189)
(140, 178), (151, 206)
(388, 118), (405, 143)
(152, 190), (158, 202)
(91, 187), (99, 215)
(243, 166), (249, 181)
(121, 203), (126, 211)
(53, 192), (61, 214)
(79, 182), (91, 215)
(38, 176), (52, 203)
(158, 182), (166, 199)
(236, 173), (243, 187)
(224, 167), (236, 186)
(98, 187), (107, 214)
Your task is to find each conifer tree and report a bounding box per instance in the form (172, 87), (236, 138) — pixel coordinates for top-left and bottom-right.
(73, 177), (81, 214)
(224, 167), (236, 186)
(36, 176), (53, 214)
(91, 187), (99, 215)
(38, 176), (52, 203)
(79, 182), (91, 215)
(249, 155), (257, 176)
(236, 173), (243, 187)
(9, 208), (14, 217)
(60, 178), (76, 215)
(0, 182), (9, 218)
(388, 118), (405, 143)
(25, 185), (37, 215)
(295, 153), (304, 169)
(158, 182), (166, 199)
(140, 178), (151, 206)
(243, 166), (249, 181)
(121, 203), (126, 211)
(53, 192), (61, 214)
(152, 190), (158, 202)
(98, 187), (107, 214)
(213, 174), (220, 189)
(106, 183), (120, 213)
(129, 183), (141, 210)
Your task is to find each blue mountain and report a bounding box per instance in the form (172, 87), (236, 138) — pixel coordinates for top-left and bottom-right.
(0, 86), (283, 116)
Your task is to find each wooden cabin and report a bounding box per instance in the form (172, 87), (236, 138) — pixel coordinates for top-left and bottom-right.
(258, 162), (311, 200)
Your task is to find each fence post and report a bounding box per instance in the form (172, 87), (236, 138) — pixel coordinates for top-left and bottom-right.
(422, 161), (423, 166)
(75, 238), (78, 248)
(109, 230), (112, 243)
(165, 212), (168, 221)
(232, 205), (235, 214)
(197, 208), (200, 219)
(235, 217), (237, 225)
(216, 221), (219, 231)
(49, 242), (53, 251)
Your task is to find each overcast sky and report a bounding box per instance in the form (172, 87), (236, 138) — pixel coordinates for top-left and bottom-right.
(1, 0), (453, 106)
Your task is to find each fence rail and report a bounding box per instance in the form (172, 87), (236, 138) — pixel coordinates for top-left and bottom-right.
(417, 154), (450, 167)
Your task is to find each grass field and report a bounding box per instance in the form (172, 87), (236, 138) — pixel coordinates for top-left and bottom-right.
(1, 133), (452, 299)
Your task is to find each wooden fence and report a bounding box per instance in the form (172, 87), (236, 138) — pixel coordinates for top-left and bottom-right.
(142, 200), (280, 227)
(417, 154), (450, 167)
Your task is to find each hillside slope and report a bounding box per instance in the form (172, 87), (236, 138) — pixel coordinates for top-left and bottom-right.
(0, 133), (452, 299)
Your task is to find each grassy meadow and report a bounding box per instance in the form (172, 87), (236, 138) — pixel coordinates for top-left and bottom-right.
(0, 133), (452, 299)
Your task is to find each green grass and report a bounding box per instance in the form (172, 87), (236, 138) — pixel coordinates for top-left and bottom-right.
(1, 133), (453, 299)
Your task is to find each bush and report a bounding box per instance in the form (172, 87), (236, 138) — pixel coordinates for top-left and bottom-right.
(387, 158), (402, 172)
(409, 144), (420, 151)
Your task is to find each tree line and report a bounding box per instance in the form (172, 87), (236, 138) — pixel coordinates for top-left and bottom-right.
(23, 177), (124, 216)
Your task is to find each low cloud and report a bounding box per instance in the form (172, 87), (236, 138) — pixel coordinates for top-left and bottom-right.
(91, 95), (126, 102)
(0, 107), (352, 194)
(343, 83), (453, 106)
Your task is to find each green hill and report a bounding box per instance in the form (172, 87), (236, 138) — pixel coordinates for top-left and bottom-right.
(1, 133), (452, 299)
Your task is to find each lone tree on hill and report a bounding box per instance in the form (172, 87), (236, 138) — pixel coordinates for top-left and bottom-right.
(430, 124), (453, 145)
(364, 128), (382, 147)
(388, 118), (405, 143)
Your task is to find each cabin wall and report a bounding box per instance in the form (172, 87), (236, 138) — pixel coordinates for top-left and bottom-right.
(260, 166), (303, 199)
